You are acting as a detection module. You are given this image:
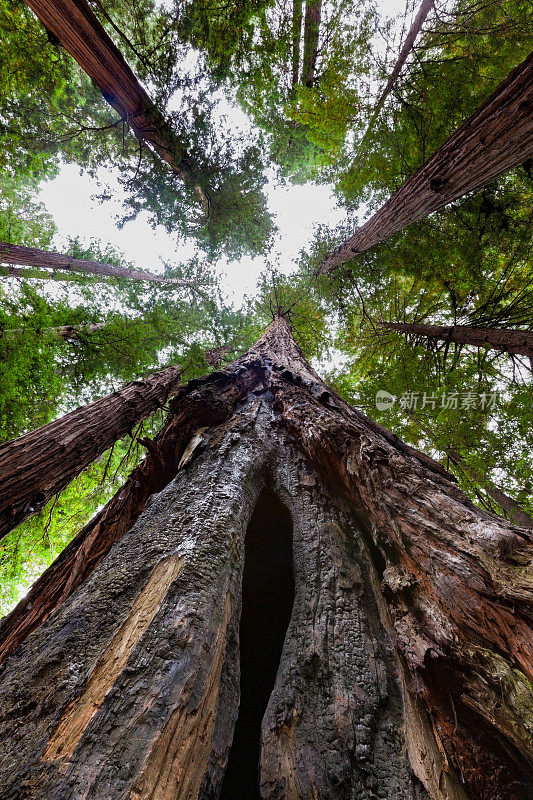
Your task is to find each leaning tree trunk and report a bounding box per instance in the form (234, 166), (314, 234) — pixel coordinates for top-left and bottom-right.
(0, 242), (197, 287)
(301, 0), (322, 87)
(320, 50), (533, 272)
(358, 0), (434, 146)
(24, 0), (210, 212)
(0, 364), (183, 542)
(0, 317), (531, 800)
(379, 320), (533, 357)
(2, 322), (107, 339)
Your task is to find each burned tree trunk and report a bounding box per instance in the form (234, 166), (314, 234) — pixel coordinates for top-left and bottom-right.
(379, 320), (533, 358)
(0, 318), (530, 800)
(0, 365), (183, 542)
(320, 51), (533, 272)
(0, 242), (197, 287)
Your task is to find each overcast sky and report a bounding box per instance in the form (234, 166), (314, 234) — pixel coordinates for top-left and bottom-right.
(38, 0), (415, 306)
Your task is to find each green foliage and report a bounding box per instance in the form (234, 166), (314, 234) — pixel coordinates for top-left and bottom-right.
(0, 427), (157, 615)
(336, 0), (533, 207)
(0, 173), (57, 247)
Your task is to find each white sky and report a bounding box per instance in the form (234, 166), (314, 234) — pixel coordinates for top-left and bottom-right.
(39, 165), (346, 306)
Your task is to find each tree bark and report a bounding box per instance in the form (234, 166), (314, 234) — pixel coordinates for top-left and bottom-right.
(380, 320), (533, 357)
(23, 0), (210, 211)
(0, 365), (183, 543)
(0, 318), (530, 800)
(320, 51), (533, 272)
(0, 241), (197, 287)
(301, 0), (322, 87)
(0, 365), (256, 665)
(359, 0), (434, 145)
(292, 0), (303, 87)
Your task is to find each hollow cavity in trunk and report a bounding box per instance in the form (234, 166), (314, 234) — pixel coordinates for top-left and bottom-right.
(220, 487), (295, 799)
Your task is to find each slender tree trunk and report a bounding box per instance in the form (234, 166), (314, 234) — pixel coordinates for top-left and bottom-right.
(380, 320), (533, 357)
(2, 322), (107, 339)
(320, 51), (533, 272)
(24, 0), (210, 212)
(0, 318), (530, 800)
(301, 0), (322, 87)
(407, 411), (533, 528)
(359, 0), (434, 146)
(0, 365), (183, 542)
(292, 0), (303, 87)
(0, 241), (197, 287)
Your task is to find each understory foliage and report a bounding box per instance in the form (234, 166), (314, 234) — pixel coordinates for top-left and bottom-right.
(0, 0), (531, 613)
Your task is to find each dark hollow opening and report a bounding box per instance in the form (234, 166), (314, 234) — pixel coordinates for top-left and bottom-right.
(219, 487), (295, 800)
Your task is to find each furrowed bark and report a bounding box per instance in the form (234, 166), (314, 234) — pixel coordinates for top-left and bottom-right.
(0, 365), (183, 543)
(0, 396), (430, 800)
(0, 241), (197, 287)
(380, 320), (533, 357)
(301, 0), (322, 87)
(359, 0), (434, 146)
(0, 318), (530, 800)
(0, 366), (258, 665)
(23, 0), (210, 211)
(320, 51), (533, 272)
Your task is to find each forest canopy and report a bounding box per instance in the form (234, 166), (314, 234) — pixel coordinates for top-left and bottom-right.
(0, 0), (531, 613)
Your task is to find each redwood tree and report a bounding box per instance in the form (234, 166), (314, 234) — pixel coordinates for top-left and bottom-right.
(320, 50), (533, 272)
(0, 364), (182, 541)
(379, 320), (533, 358)
(0, 318), (530, 800)
(0, 241), (197, 287)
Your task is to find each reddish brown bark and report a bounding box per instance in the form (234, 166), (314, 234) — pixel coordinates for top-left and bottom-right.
(0, 241), (197, 287)
(0, 365), (183, 543)
(292, 0), (303, 87)
(380, 320), (533, 357)
(320, 51), (533, 271)
(24, 0), (209, 210)
(407, 412), (533, 528)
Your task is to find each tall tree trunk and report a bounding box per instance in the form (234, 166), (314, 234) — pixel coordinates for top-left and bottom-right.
(320, 51), (533, 272)
(292, 0), (303, 87)
(2, 322), (107, 339)
(24, 0), (210, 212)
(0, 365), (254, 666)
(407, 411), (533, 528)
(301, 0), (322, 87)
(358, 0), (434, 146)
(0, 241), (197, 287)
(0, 365), (183, 542)
(380, 320), (533, 357)
(0, 318), (530, 800)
